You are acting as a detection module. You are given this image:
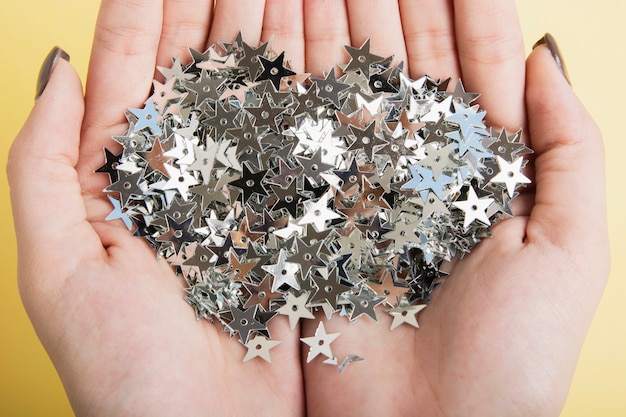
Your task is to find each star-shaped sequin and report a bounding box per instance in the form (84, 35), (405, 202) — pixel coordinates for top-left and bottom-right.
(262, 249), (301, 292)
(386, 301), (427, 330)
(277, 290), (316, 329)
(490, 156), (531, 197)
(452, 186), (494, 228)
(228, 305), (266, 344)
(300, 321), (340, 363)
(243, 335), (281, 363)
(256, 51), (296, 90)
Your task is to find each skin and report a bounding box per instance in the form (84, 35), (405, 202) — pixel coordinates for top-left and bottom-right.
(7, 0), (609, 416)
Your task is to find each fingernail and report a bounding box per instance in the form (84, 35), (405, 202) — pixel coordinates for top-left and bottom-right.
(533, 33), (570, 85)
(35, 46), (70, 100)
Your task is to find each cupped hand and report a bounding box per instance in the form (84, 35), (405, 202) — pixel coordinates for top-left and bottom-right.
(7, 1), (609, 417)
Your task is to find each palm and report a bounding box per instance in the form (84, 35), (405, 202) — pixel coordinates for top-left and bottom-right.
(45, 226), (303, 416)
(304, 218), (592, 417)
(9, 1), (608, 417)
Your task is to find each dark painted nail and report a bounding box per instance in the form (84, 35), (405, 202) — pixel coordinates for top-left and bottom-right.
(35, 46), (70, 100)
(533, 33), (570, 85)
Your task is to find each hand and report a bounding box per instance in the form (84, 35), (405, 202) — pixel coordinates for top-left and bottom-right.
(7, 1), (609, 417)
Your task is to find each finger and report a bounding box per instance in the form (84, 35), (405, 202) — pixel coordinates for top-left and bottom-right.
(525, 44), (608, 252)
(261, 0), (305, 74)
(208, 0), (266, 47)
(346, 0), (407, 69)
(83, 0), (163, 133)
(303, 0), (351, 77)
(156, 0), (214, 68)
(399, 0), (460, 80)
(453, 0), (525, 131)
(8, 59), (105, 279)
(79, 0), (164, 192)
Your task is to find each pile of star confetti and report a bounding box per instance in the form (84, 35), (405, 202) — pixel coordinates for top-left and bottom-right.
(99, 34), (531, 366)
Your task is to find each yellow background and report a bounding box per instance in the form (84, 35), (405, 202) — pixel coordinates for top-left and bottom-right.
(1, 1), (624, 416)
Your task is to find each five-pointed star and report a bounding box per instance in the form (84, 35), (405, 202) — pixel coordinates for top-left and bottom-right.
(243, 275), (282, 310)
(298, 192), (342, 232)
(490, 156), (531, 197)
(237, 39), (268, 79)
(419, 191), (450, 219)
(228, 305), (266, 344)
(344, 286), (386, 322)
(161, 163), (198, 200)
(452, 186), (494, 228)
(419, 143), (455, 179)
(140, 138), (172, 176)
(347, 122), (388, 162)
(450, 79), (480, 105)
(96, 148), (122, 182)
(187, 139), (218, 182)
(295, 149), (335, 185)
(104, 169), (145, 207)
(262, 249), (301, 292)
(151, 77), (183, 111)
(256, 51), (296, 90)
(311, 68), (350, 108)
(288, 238), (326, 279)
(277, 290), (316, 329)
(129, 99), (162, 135)
(230, 114), (264, 155)
(488, 128), (533, 160)
(332, 156), (374, 192)
(228, 162), (269, 202)
(184, 70), (225, 105)
(397, 107), (425, 139)
(243, 335), (282, 363)
(155, 215), (196, 254)
(300, 321), (341, 363)
(308, 269), (352, 311)
(245, 93), (287, 132)
(157, 57), (194, 82)
(292, 84), (326, 121)
(270, 180), (301, 218)
(227, 250), (257, 282)
(205, 101), (241, 139)
(343, 39), (384, 77)
(105, 196), (133, 230)
(386, 302), (427, 330)
(359, 177), (390, 209)
(182, 243), (215, 272)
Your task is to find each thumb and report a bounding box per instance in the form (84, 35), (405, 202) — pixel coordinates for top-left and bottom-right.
(525, 35), (608, 256)
(8, 48), (101, 279)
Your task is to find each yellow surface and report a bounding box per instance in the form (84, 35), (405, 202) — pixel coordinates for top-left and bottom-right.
(0, 1), (624, 416)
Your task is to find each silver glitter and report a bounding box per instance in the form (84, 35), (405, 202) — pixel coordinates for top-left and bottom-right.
(99, 34), (532, 366)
